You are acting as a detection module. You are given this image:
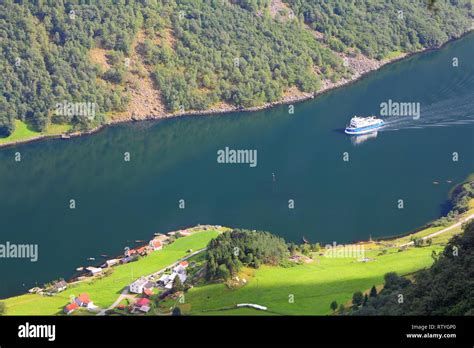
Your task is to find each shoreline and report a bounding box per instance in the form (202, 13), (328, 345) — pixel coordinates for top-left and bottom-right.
(0, 224), (225, 301)
(1, 30), (472, 149)
(3, 192), (471, 301)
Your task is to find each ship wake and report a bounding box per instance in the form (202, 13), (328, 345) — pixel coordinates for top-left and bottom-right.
(380, 94), (474, 132)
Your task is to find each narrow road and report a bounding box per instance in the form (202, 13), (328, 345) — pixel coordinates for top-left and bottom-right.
(97, 247), (207, 315)
(400, 213), (474, 247)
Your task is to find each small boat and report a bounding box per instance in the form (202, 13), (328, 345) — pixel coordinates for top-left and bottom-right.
(446, 180), (452, 183)
(76, 267), (84, 271)
(345, 116), (384, 135)
(61, 134), (71, 139)
(302, 236), (310, 244)
(100, 254), (108, 258)
(87, 257), (95, 261)
(135, 240), (143, 243)
(433, 181), (439, 185)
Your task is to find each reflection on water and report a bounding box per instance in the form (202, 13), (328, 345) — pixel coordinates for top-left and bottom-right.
(350, 131), (378, 146)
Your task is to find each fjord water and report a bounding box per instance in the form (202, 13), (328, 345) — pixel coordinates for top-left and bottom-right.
(1, 34), (474, 297)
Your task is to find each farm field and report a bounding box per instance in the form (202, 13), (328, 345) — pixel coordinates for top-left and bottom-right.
(180, 203), (474, 316)
(182, 246), (442, 316)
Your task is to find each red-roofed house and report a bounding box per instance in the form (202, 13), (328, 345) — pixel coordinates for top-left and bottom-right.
(136, 246), (149, 256)
(135, 298), (150, 307)
(64, 302), (79, 315)
(134, 298), (151, 313)
(75, 293), (91, 307)
(143, 288), (153, 297)
(179, 261), (189, 268)
(149, 239), (163, 251)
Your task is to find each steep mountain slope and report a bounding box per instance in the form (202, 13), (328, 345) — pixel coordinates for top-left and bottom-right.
(0, 0), (472, 137)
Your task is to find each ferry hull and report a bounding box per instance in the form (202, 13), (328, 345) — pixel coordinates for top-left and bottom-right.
(345, 123), (384, 135)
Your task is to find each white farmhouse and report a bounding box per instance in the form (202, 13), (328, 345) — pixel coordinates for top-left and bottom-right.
(129, 277), (154, 294)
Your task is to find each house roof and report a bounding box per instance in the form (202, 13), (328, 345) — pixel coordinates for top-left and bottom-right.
(86, 266), (102, 274)
(77, 293), (91, 304)
(131, 277), (149, 288)
(65, 302), (79, 312)
(154, 235), (169, 242)
(174, 265), (186, 274)
(151, 240), (162, 248)
(179, 261), (189, 267)
(135, 298), (150, 307)
(136, 246), (147, 253)
(53, 280), (68, 288)
(139, 305), (151, 312)
(143, 288), (153, 296)
(158, 274), (168, 282)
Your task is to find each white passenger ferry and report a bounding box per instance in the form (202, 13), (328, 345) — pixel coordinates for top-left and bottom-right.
(345, 116), (384, 135)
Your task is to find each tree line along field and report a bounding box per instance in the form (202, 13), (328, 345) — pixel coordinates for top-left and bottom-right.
(1, 0), (472, 137)
(179, 245), (443, 316)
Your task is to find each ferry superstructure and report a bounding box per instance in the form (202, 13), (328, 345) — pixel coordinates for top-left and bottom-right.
(345, 116), (384, 135)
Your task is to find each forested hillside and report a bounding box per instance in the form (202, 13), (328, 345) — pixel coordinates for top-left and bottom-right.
(285, 0), (473, 59)
(351, 220), (474, 315)
(0, 0), (472, 137)
(206, 229), (288, 280)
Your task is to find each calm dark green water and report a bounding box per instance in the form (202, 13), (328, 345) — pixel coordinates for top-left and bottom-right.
(1, 33), (473, 298)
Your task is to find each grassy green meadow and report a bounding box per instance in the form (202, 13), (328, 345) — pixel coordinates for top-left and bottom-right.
(0, 120), (72, 145)
(182, 245), (442, 316)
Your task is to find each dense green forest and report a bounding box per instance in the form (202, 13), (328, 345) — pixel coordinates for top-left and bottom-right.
(432, 180), (474, 226)
(285, 0), (473, 59)
(149, 0), (347, 112)
(206, 229), (288, 280)
(0, 0), (472, 136)
(451, 181), (474, 214)
(350, 220), (474, 315)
